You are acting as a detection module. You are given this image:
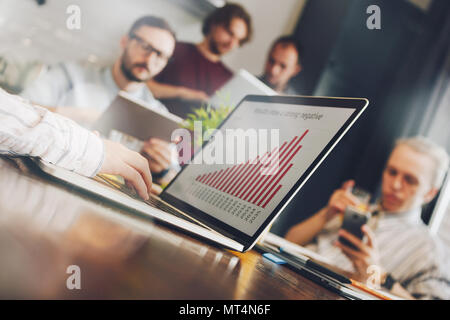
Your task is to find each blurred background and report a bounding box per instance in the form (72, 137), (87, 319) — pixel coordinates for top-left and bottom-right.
(0, 0), (449, 255)
(0, 0), (306, 90)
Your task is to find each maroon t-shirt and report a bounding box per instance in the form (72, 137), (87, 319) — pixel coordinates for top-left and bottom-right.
(155, 42), (233, 118)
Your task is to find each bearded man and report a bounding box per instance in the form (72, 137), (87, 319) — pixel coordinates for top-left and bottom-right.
(21, 16), (179, 184)
(147, 3), (253, 118)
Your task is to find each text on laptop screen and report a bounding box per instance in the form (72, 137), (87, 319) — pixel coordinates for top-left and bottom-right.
(165, 101), (357, 236)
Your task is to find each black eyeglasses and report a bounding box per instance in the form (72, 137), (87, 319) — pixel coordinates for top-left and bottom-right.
(129, 34), (172, 62)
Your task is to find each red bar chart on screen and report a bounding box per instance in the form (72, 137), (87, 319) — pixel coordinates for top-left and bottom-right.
(193, 130), (308, 208)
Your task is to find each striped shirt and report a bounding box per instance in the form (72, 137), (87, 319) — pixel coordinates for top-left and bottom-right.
(0, 88), (104, 177)
(306, 207), (450, 299)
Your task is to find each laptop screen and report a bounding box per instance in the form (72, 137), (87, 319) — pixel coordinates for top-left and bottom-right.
(164, 97), (361, 237)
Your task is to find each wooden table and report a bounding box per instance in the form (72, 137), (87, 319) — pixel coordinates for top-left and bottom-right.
(0, 157), (343, 300)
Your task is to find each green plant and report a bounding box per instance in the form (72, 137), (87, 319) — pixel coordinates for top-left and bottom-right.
(181, 100), (232, 146)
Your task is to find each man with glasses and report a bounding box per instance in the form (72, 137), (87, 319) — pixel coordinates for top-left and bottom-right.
(285, 137), (450, 299)
(147, 3), (253, 118)
(21, 16), (179, 186)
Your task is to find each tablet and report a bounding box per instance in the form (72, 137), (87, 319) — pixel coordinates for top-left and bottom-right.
(92, 91), (183, 144)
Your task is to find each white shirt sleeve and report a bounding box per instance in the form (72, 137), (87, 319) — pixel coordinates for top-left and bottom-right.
(0, 88), (104, 177)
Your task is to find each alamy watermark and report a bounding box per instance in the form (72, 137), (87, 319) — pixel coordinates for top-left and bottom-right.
(66, 265), (81, 290)
(172, 123), (285, 176)
(366, 5), (381, 30)
(366, 265), (382, 289)
(66, 5), (81, 30)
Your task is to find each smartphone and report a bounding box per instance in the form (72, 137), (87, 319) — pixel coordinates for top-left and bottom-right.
(338, 207), (368, 250)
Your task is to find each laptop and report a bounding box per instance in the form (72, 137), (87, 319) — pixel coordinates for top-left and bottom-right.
(208, 69), (277, 109)
(34, 95), (368, 252)
(92, 91), (183, 150)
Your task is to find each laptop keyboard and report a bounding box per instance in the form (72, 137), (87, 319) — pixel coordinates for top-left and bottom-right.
(95, 174), (202, 227)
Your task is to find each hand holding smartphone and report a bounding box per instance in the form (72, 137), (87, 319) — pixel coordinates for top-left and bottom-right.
(338, 206), (369, 250)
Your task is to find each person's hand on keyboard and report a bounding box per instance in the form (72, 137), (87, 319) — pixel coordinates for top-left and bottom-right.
(99, 139), (153, 200)
(150, 183), (163, 195)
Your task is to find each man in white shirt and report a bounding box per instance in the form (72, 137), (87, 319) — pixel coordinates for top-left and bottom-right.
(21, 16), (179, 184)
(285, 137), (450, 299)
(0, 88), (153, 200)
